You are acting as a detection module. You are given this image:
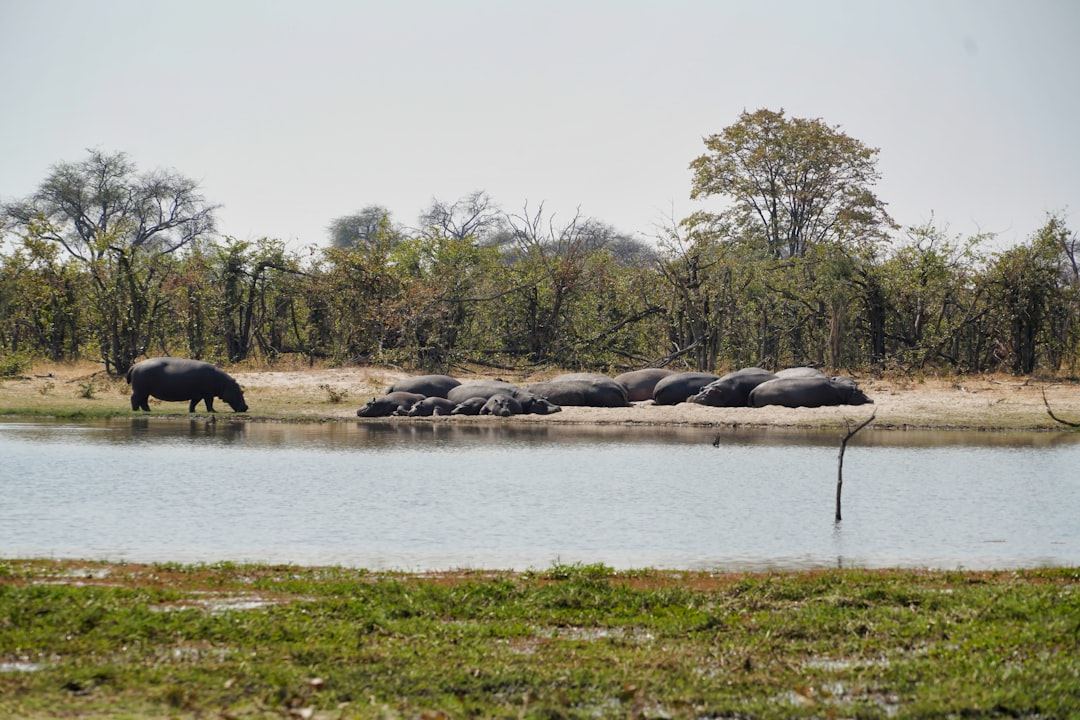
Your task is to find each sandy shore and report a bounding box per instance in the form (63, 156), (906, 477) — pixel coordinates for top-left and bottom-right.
(4, 361), (1080, 431)
(233, 366), (1080, 431)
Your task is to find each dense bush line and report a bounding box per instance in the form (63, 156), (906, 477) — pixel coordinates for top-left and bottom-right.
(2, 212), (1076, 379)
(2, 115), (1077, 378)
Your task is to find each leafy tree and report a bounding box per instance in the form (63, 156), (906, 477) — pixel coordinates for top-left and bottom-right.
(1, 150), (217, 374)
(689, 108), (894, 259)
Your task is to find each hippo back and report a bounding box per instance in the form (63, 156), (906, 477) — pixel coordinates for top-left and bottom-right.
(690, 368), (776, 407)
(526, 377), (629, 407)
(388, 374), (461, 398)
(613, 368), (675, 402)
(652, 372), (721, 406)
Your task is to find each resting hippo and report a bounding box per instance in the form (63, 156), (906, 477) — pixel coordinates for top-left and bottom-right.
(690, 368), (777, 407)
(652, 372), (721, 406)
(526, 376), (629, 407)
(356, 391), (425, 417)
(748, 376), (872, 408)
(480, 393), (523, 417)
(613, 368), (675, 402)
(775, 367), (827, 379)
(450, 397), (488, 415)
(447, 381), (561, 415)
(388, 374), (461, 398)
(127, 357), (248, 413)
(407, 396), (458, 416)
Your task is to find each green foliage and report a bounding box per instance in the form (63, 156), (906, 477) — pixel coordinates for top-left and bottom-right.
(2, 148), (1079, 377)
(1, 561), (1077, 718)
(0, 352), (32, 377)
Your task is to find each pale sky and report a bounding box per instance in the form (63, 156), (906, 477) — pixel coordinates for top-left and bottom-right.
(2, 0), (1077, 252)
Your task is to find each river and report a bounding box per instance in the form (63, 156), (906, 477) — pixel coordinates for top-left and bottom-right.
(2, 418), (1077, 571)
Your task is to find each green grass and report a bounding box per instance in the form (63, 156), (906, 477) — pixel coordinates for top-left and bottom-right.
(1, 560), (1077, 718)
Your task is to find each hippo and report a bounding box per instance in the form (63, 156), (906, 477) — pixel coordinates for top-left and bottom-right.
(356, 391), (425, 417)
(613, 368), (675, 402)
(480, 393), (523, 417)
(690, 368), (777, 407)
(447, 381), (561, 415)
(775, 366), (828, 379)
(126, 357), (248, 413)
(451, 397), (488, 415)
(748, 376), (873, 408)
(388, 374), (461, 398)
(526, 376), (629, 407)
(407, 396), (458, 416)
(447, 380), (522, 405)
(651, 372), (721, 406)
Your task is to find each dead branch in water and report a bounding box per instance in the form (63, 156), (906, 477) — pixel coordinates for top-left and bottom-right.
(1042, 387), (1080, 427)
(836, 411), (877, 523)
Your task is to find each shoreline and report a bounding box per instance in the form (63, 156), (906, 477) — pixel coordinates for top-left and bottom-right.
(3, 361), (1080, 431)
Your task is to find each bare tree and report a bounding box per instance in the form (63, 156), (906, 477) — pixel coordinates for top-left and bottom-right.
(418, 190), (505, 243)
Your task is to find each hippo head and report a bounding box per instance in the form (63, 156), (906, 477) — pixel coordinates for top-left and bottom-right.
(221, 382), (248, 413)
(688, 385), (725, 407)
(481, 394), (522, 417)
(357, 397), (395, 417)
(522, 394), (562, 415)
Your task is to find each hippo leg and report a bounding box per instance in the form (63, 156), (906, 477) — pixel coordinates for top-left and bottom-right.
(131, 392), (150, 412)
(191, 396), (216, 413)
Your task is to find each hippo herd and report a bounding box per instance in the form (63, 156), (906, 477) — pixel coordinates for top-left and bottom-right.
(356, 366), (872, 418)
(124, 357), (871, 417)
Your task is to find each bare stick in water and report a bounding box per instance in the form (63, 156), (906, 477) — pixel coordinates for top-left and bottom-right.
(836, 411), (877, 523)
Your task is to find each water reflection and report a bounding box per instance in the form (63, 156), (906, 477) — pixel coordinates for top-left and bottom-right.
(1, 418), (1078, 571)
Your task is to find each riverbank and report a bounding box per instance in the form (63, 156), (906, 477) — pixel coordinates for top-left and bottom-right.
(3, 360), (1080, 430)
(1, 559), (1077, 719)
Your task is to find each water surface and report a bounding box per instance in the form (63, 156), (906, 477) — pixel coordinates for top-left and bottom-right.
(2, 418), (1077, 571)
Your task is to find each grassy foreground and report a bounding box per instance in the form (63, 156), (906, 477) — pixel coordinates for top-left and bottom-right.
(1, 561), (1077, 719)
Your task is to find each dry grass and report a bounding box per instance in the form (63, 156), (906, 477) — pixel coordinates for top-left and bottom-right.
(3, 359), (1080, 431)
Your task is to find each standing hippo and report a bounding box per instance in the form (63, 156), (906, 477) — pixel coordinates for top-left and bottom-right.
(748, 376), (872, 408)
(127, 357), (248, 413)
(526, 376), (629, 407)
(388, 374), (461, 398)
(407, 396), (458, 416)
(613, 368), (675, 402)
(356, 391), (425, 417)
(690, 368), (777, 407)
(651, 372), (721, 406)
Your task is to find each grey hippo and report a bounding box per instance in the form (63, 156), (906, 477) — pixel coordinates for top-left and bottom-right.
(748, 376), (872, 408)
(652, 371), (721, 405)
(388, 374), (461, 398)
(447, 381), (561, 415)
(356, 391), (425, 417)
(126, 357), (248, 413)
(613, 368), (675, 402)
(690, 367), (777, 407)
(480, 393), (523, 417)
(450, 397), (488, 415)
(775, 366), (828, 379)
(526, 374), (629, 407)
(407, 396), (458, 416)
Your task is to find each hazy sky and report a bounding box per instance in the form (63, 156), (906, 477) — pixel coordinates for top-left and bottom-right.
(2, 0), (1077, 252)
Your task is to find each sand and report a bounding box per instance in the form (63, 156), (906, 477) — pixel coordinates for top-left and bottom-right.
(5, 361), (1080, 431)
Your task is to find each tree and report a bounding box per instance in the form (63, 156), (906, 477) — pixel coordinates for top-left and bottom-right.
(689, 108), (894, 259)
(327, 205), (404, 249)
(2, 150), (218, 374)
(417, 190), (506, 244)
